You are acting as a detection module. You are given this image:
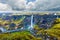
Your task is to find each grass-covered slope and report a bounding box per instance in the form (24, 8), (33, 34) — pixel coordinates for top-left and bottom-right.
(0, 31), (42, 40)
(46, 18), (60, 40)
(33, 18), (60, 40)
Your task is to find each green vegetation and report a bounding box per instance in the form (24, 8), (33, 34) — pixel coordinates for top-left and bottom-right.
(0, 31), (42, 40)
(46, 18), (60, 40)
(0, 18), (60, 40)
(33, 18), (60, 40)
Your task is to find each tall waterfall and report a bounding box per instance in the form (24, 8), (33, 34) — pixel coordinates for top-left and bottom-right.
(31, 15), (33, 29)
(57, 16), (59, 19)
(28, 15), (33, 30)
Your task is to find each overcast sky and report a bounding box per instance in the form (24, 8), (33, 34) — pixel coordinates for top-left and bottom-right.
(0, 0), (60, 11)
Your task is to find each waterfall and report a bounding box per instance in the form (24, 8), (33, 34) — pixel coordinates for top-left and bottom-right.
(0, 27), (6, 32)
(31, 15), (33, 29)
(28, 15), (33, 30)
(57, 16), (58, 19)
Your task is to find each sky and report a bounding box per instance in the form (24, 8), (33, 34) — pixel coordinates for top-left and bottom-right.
(0, 0), (60, 11)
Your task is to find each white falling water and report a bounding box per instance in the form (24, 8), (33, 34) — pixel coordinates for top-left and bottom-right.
(57, 16), (58, 19)
(31, 15), (33, 29)
(0, 27), (6, 32)
(28, 15), (33, 30)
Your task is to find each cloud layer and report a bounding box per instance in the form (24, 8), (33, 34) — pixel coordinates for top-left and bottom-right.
(0, 3), (12, 11)
(0, 0), (60, 11)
